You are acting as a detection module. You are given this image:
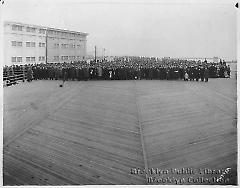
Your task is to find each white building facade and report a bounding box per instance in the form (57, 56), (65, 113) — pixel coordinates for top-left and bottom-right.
(4, 21), (88, 66)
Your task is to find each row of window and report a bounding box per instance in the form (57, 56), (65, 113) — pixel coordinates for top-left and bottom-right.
(12, 25), (84, 38)
(12, 25), (46, 34)
(11, 56), (83, 62)
(53, 43), (82, 49)
(11, 56), (45, 62)
(12, 25), (23, 31)
(12, 41), (45, 47)
(54, 56), (82, 61)
(47, 30), (83, 38)
(26, 27), (36, 33)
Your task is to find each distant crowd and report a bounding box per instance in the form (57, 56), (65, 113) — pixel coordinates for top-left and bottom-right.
(3, 57), (231, 84)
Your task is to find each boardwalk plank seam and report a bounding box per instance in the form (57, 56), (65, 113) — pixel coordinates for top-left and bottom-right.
(4, 84), (86, 147)
(133, 80), (149, 184)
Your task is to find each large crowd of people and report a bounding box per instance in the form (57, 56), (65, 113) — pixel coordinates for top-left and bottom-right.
(3, 57), (231, 85)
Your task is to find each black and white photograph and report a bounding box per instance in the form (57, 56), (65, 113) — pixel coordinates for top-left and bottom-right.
(1, 0), (238, 185)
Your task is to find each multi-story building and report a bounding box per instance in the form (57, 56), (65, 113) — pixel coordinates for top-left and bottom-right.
(3, 21), (88, 66)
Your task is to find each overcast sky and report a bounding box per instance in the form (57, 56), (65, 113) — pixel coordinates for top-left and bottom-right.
(1, 0), (237, 60)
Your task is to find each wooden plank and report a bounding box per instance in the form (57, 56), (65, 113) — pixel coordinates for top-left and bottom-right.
(3, 79), (237, 185)
(134, 80), (237, 185)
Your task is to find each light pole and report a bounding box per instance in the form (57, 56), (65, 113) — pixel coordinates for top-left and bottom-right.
(94, 45), (97, 62)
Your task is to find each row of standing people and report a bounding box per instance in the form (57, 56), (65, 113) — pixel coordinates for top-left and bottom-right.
(3, 59), (231, 84)
(32, 64), (211, 81)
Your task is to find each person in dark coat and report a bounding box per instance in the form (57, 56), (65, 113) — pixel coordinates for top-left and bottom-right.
(178, 67), (184, 80)
(204, 67), (209, 82)
(70, 66), (75, 80)
(83, 66), (89, 81)
(189, 67), (194, 81)
(149, 68), (153, 80)
(78, 67), (84, 81)
(27, 67), (33, 82)
(200, 66), (205, 82)
(227, 65), (231, 78)
(97, 66), (103, 80)
(62, 67), (68, 82)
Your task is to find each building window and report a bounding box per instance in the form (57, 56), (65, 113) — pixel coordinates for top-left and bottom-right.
(69, 56), (75, 60)
(26, 57), (35, 62)
(61, 44), (68, 48)
(17, 42), (22, 46)
(11, 57), (16, 62)
(17, 57), (22, 62)
(54, 56), (59, 61)
(39, 42), (45, 47)
(26, 57), (31, 62)
(26, 42), (35, 47)
(26, 27), (36, 33)
(31, 42), (35, 47)
(48, 30), (54, 35)
(12, 25), (23, 31)
(39, 29), (46, 34)
(39, 56), (45, 61)
(61, 56), (68, 60)
(11, 41), (17, 46)
(26, 42), (31, 47)
(12, 25), (17, 31)
(12, 41), (22, 47)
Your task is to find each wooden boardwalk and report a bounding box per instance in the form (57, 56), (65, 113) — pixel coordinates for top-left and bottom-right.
(3, 79), (237, 185)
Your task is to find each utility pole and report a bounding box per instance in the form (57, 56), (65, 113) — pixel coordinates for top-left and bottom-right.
(103, 48), (106, 60)
(94, 45), (97, 62)
(45, 29), (48, 63)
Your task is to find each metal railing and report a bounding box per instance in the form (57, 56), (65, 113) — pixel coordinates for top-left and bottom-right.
(3, 69), (27, 87)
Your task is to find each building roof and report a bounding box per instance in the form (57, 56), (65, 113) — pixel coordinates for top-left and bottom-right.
(4, 21), (88, 36)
